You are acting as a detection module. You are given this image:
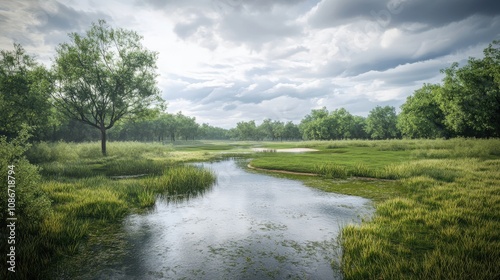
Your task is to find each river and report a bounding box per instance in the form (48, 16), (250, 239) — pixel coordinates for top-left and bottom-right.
(92, 159), (373, 279)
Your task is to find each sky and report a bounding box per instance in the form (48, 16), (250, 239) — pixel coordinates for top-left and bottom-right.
(1, 0), (500, 129)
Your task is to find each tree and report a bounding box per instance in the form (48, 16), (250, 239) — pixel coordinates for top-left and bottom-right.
(155, 113), (178, 142)
(329, 108), (355, 139)
(272, 120), (285, 141)
(282, 121), (301, 140)
(176, 112), (199, 140)
(0, 44), (54, 140)
(199, 123), (229, 140)
(398, 84), (449, 138)
(52, 20), (162, 155)
(365, 106), (399, 139)
(299, 107), (329, 140)
(235, 120), (260, 140)
(351, 116), (369, 139)
(438, 40), (500, 137)
(259, 118), (275, 140)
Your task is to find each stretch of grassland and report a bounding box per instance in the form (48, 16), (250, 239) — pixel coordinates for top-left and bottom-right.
(250, 138), (500, 279)
(21, 141), (227, 279)
(15, 139), (500, 279)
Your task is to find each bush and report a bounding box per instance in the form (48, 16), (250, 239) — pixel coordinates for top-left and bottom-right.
(0, 129), (51, 232)
(0, 129), (51, 279)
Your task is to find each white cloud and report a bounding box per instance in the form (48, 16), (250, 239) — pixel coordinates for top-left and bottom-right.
(1, 0), (499, 128)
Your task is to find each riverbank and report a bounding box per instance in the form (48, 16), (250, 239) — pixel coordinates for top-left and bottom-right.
(6, 139), (500, 279)
(10, 141), (222, 279)
(248, 138), (500, 279)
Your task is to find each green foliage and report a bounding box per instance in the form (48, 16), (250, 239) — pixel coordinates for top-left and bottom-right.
(398, 84), (449, 138)
(402, 40), (500, 139)
(234, 120), (262, 140)
(199, 123), (231, 140)
(0, 44), (54, 140)
(438, 44), (500, 137)
(365, 106), (399, 139)
(0, 129), (52, 279)
(52, 20), (162, 155)
(0, 129), (50, 231)
(299, 107), (367, 140)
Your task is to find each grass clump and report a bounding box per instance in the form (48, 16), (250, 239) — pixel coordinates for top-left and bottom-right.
(143, 165), (216, 200)
(315, 163), (349, 179)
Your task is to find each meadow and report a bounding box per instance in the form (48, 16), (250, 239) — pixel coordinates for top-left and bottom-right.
(11, 141), (221, 279)
(250, 138), (500, 279)
(7, 139), (500, 279)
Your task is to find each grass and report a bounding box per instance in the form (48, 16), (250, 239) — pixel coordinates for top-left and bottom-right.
(19, 141), (218, 279)
(247, 138), (500, 279)
(15, 139), (500, 279)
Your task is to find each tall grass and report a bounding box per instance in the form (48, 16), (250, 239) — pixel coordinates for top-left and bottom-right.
(339, 141), (500, 279)
(247, 138), (500, 279)
(19, 141), (217, 279)
(143, 165), (216, 201)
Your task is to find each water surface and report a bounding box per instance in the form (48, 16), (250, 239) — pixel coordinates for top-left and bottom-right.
(100, 159), (372, 279)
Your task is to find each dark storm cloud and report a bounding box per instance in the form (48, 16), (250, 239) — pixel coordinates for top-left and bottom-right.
(308, 0), (500, 29)
(389, 0), (500, 28)
(307, 0), (383, 28)
(361, 15), (498, 75)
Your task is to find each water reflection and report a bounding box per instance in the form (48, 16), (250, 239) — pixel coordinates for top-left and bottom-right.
(108, 159), (373, 279)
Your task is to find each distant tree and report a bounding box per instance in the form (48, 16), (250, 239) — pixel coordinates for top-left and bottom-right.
(259, 118), (275, 140)
(329, 108), (355, 139)
(176, 112), (199, 140)
(199, 123), (229, 140)
(157, 113), (178, 142)
(235, 120), (260, 140)
(258, 119), (286, 141)
(438, 40), (500, 137)
(52, 20), (162, 155)
(299, 107), (361, 140)
(272, 120), (285, 141)
(365, 106), (399, 139)
(398, 84), (449, 138)
(282, 121), (301, 140)
(351, 116), (369, 139)
(299, 107), (329, 140)
(0, 44), (54, 140)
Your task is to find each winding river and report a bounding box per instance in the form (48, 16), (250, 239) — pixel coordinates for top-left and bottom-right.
(94, 159), (373, 279)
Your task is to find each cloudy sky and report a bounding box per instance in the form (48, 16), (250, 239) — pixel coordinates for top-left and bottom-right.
(1, 0), (500, 128)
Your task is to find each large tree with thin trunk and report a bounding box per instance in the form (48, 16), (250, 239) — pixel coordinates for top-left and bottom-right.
(52, 20), (161, 155)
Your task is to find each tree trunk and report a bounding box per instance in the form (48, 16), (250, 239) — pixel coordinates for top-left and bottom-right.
(100, 127), (107, 156)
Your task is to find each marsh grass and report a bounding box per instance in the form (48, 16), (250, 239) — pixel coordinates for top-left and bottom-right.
(247, 138), (500, 279)
(22, 141), (217, 279)
(143, 165), (216, 201)
(18, 139), (500, 279)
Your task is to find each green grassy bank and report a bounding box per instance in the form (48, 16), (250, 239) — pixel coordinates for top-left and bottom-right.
(250, 139), (500, 279)
(3, 141), (221, 279)
(3, 139), (499, 279)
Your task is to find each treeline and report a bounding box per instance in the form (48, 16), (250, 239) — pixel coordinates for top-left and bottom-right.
(1, 39), (499, 143)
(398, 41), (500, 138)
